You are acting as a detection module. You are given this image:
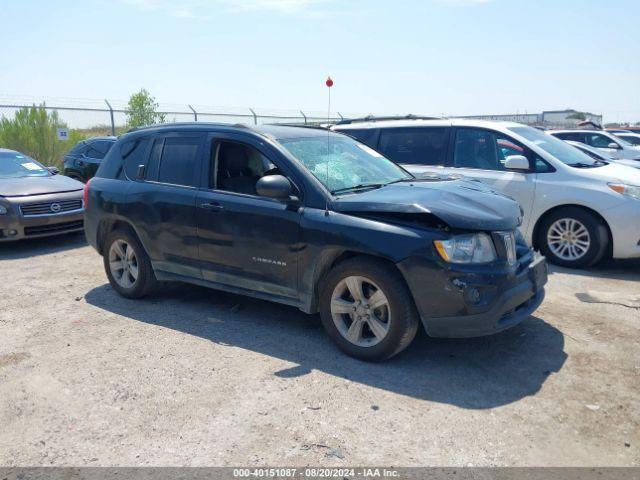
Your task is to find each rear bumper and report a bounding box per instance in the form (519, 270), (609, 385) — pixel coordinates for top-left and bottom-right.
(398, 252), (548, 338)
(0, 191), (84, 242)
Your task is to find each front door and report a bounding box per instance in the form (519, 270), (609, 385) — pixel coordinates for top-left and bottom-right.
(583, 132), (622, 159)
(196, 133), (302, 300)
(448, 127), (537, 234)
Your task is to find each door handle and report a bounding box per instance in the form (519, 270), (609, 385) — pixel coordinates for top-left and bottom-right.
(200, 202), (224, 211)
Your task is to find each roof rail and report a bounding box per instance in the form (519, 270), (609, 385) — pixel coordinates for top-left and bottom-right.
(266, 123), (330, 130)
(334, 114), (440, 125)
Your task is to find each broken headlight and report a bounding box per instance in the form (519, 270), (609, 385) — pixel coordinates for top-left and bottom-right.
(434, 233), (497, 264)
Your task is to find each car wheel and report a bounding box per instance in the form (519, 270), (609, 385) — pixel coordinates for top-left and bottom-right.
(319, 257), (419, 361)
(538, 207), (608, 268)
(103, 229), (157, 298)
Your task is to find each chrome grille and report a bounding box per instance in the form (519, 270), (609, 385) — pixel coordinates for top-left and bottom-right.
(20, 199), (83, 217)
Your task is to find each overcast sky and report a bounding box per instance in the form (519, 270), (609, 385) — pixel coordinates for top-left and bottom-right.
(1, 0), (639, 123)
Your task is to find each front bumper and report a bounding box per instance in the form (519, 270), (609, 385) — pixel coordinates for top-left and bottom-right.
(0, 191), (84, 242)
(398, 252), (548, 338)
(602, 200), (640, 259)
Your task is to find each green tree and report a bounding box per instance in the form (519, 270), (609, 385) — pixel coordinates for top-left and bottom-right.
(126, 89), (166, 128)
(0, 104), (85, 168)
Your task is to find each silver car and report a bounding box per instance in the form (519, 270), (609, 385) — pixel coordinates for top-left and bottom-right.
(564, 140), (640, 170)
(0, 148), (84, 241)
(549, 129), (640, 161)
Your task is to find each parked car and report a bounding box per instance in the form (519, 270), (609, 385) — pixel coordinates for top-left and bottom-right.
(612, 132), (640, 146)
(606, 129), (632, 134)
(548, 129), (640, 161)
(563, 140), (640, 169)
(607, 127), (640, 135)
(0, 148), (84, 241)
(63, 137), (116, 182)
(333, 118), (640, 268)
(84, 123), (547, 361)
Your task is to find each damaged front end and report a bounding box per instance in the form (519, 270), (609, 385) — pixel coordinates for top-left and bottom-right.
(331, 178), (546, 338)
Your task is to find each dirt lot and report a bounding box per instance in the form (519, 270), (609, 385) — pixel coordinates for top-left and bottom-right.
(0, 234), (638, 466)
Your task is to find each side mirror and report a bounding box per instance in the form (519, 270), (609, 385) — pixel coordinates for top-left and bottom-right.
(607, 142), (620, 150)
(256, 175), (293, 200)
(136, 164), (146, 180)
(47, 166), (59, 175)
(504, 155), (530, 171)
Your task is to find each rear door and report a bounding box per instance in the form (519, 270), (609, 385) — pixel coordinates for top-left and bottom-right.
(448, 127), (537, 233)
(123, 132), (205, 278)
(377, 127), (451, 175)
(195, 132), (302, 300)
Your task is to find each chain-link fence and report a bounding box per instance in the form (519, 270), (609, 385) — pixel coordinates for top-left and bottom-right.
(0, 95), (366, 135)
(0, 95), (375, 167)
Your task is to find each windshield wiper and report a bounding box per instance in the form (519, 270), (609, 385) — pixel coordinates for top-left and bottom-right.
(331, 183), (385, 195)
(384, 178), (414, 185)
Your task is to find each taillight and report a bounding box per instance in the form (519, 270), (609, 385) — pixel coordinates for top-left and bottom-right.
(83, 178), (91, 208)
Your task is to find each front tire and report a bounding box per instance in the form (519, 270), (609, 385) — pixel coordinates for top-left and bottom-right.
(103, 229), (157, 298)
(319, 257), (419, 362)
(538, 207), (608, 268)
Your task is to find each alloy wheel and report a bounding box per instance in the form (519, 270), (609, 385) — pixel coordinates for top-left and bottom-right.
(108, 239), (139, 289)
(330, 275), (391, 347)
(546, 218), (591, 262)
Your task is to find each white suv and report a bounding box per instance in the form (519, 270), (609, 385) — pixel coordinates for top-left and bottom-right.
(549, 129), (640, 161)
(333, 118), (640, 268)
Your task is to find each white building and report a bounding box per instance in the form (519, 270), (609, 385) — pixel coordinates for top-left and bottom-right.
(457, 109), (602, 129)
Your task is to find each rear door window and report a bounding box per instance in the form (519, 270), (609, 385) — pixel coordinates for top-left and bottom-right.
(157, 136), (203, 187)
(378, 127), (450, 165)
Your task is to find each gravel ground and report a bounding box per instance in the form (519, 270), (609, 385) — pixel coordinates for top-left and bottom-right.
(0, 234), (638, 466)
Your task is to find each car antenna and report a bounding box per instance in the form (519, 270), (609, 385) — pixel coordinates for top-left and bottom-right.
(325, 76), (334, 216)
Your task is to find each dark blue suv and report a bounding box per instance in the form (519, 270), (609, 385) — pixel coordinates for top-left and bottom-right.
(84, 123), (547, 361)
(63, 136), (116, 183)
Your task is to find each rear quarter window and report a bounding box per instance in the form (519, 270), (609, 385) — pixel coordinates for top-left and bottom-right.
(122, 137), (151, 180)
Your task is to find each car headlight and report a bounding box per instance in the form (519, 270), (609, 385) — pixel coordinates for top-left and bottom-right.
(434, 233), (497, 264)
(608, 183), (640, 200)
(0, 205), (8, 215)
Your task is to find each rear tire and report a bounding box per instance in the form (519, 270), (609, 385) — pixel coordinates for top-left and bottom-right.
(103, 229), (157, 298)
(319, 257), (419, 362)
(537, 207), (608, 268)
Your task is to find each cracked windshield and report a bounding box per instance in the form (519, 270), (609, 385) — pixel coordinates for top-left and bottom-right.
(279, 135), (411, 193)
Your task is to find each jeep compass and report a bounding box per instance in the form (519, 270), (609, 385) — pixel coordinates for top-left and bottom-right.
(84, 123), (547, 361)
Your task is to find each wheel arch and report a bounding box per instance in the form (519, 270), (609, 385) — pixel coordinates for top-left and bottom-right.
(96, 218), (144, 256)
(531, 204), (613, 256)
(307, 249), (407, 314)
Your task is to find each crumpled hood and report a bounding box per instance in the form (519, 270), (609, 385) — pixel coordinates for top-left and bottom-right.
(331, 179), (522, 231)
(0, 175), (84, 197)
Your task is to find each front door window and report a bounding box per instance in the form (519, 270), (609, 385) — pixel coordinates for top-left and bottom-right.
(454, 128), (508, 171)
